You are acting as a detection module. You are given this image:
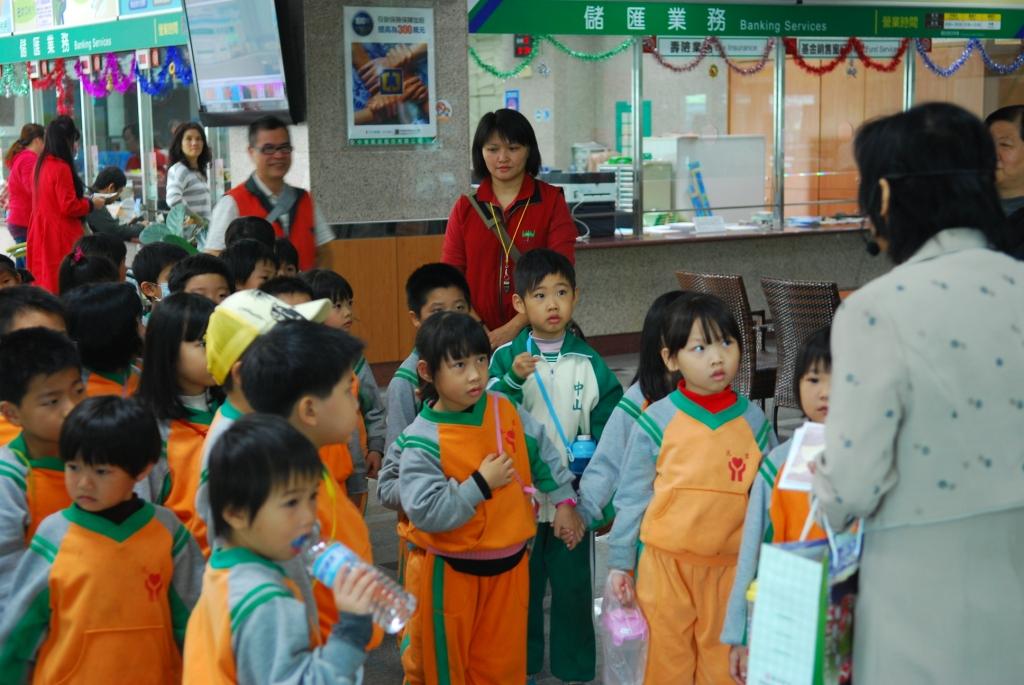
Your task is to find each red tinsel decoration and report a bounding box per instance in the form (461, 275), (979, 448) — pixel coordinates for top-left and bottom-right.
(30, 58), (73, 115)
(785, 37), (909, 75)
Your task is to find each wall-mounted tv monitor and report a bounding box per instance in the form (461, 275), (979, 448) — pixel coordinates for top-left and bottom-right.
(183, 0), (306, 126)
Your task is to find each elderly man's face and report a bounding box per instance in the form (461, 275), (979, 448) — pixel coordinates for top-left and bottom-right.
(990, 120), (1024, 195)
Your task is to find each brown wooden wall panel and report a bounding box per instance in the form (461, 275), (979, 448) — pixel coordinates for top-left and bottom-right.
(915, 44), (985, 117)
(324, 238), (400, 363)
(394, 235), (446, 356)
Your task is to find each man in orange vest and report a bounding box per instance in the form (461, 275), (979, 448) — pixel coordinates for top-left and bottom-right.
(206, 116), (334, 270)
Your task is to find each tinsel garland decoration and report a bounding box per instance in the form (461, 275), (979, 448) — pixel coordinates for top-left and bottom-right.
(0, 64), (29, 97)
(470, 35), (634, 79)
(134, 46), (193, 96)
(916, 38), (1024, 77)
(75, 53), (134, 98)
(31, 59), (72, 115)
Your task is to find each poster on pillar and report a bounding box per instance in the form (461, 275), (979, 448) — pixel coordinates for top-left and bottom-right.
(343, 6), (436, 146)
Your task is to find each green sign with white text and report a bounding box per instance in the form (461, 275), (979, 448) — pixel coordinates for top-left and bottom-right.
(468, 1), (1024, 39)
(0, 10), (184, 63)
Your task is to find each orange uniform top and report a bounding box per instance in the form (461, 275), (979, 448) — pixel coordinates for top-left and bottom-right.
(0, 502), (203, 684)
(770, 462), (826, 543)
(84, 367), (140, 398)
(162, 408), (218, 542)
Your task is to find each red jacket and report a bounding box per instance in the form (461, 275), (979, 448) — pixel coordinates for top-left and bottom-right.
(27, 156), (90, 293)
(6, 149), (37, 228)
(227, 179), (318, 271)
(442, 176), (576, 331)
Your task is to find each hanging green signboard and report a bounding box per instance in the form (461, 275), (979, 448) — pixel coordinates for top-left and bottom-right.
(0, 10), (184, 62)
(468, 1), (1024, 39)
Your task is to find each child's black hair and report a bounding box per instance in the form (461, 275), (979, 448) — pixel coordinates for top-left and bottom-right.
(0, 285), (65, 335)
(259, 276), (314, 300)
(513, 248), (575, 298)
(274, 238), (299, 271)
(131, 242), (189, 285)
(0, 327), (80, 405)
(220, 238), (277, 288)
(59, 396), (161, 477)
(62, 282), (143, 373)
(415, 311), (490, 404)
(0, 254), (19, 280)
(138, 292), (220, 421)
(167, 254), (233, 294)
(632, 290), (687, 402)
(240, 320), (364, 417)
(300, 268), (353, 303)
(77, 233), (127, 270)
(793, 326), (832, 405)
(16, 268), (33, 284)
(208, 413), (321, 539)
(225, 216), (276, 249)
(405, 262), (471, 316)
(661, 292), (743, 356)
(57, 253), (119, 294)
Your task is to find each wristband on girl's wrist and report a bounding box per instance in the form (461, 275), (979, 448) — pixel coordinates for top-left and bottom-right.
(556, 498), (577, 508)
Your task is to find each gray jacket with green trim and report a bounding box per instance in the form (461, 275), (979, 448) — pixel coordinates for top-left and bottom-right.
(345, 356), (387, 495)
(385, 349), (420, 452)
(720, 438), (791, 646)
(396, 391), (578, 535)
(185, 548), (369, 685)
(0, 502), (203, 683)
(607, 391), (777, 571)
(577, 382), (646, 525)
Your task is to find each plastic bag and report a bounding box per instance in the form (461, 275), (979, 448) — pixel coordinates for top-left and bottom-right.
(599, 572), (649, 685)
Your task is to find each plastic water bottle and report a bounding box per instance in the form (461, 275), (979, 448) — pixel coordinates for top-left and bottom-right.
(569, 435), (597, 476)
(295, 535), (417, 634)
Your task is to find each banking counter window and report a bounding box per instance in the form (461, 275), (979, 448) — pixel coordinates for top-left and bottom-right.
(467, 21), (1024, 236)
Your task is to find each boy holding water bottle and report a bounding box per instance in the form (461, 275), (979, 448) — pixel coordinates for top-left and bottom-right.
(184, 414), (377, 685)
(488, 249), (623, 684)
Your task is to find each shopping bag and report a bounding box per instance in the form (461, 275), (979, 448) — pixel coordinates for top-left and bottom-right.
(746, 506), (862, 685)
(598, 573), (649, 685)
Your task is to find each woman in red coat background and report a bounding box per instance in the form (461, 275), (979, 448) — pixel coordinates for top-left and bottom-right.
(4, 123), (45, 253)
(27, 116), (104, 293)
(442, 109), (577, 349)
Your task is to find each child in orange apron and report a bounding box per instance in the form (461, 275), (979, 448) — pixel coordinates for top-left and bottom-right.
(395, 312), (584, 685)
(301, 269), (387, 514)
(722, 326), (832, 683)
(0, 328), (85, 609)
(0, 396), (204, 683)
(63, 282), (143, 398)
(136, 293), (223, 539)
(184, 414), (375, 684)
(607, 293), (777, 684)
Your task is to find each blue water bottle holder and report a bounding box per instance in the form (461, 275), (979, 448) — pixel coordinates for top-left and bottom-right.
(529, 337), (594, 478)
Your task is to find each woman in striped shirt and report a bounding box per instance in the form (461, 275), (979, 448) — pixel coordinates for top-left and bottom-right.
(166, 123), (212, 222)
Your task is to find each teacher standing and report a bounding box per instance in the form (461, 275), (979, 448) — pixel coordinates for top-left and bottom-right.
(27, 116), (103, 293)
(443, 109), (576, 348)
(812, 103), (1023, 683)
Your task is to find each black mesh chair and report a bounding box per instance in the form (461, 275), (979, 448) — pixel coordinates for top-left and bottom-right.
(674, 271), (776, 403)
(760, 277), (841, 432)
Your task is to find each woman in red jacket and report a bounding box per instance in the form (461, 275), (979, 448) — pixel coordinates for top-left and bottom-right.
(442, 109), (576, 348)
(27, 116), (104, 293)
(4, 123), (44, 254)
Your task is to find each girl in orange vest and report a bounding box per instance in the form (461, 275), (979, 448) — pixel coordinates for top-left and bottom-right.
(607, 293), (777, 685)
(137, 293), (223, 542)
(722, 325), (832, 683)
(63, 282), (143, 397)
(396, 312), (584, 685)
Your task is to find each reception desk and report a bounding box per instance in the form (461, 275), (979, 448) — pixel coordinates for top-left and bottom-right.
(324, 224), (889, 365)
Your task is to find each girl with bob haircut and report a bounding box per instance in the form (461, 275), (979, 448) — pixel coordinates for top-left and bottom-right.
(137, 292), (221, 536)
(813, 103), (1024, 682)
(442, 109), (577, 349)
(606, 292), (776, 684)
(62, 282), (143, 397)
(28, 116), (106, 293)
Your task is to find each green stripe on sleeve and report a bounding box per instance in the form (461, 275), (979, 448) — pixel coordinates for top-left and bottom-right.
(403, 436), (441, 459)
(28, 536), (58, 564)
(758, 464), (776, 487)
(634, 413), (663, 449)
(394, 368), (419, 384)
(431, 556), (452, 685)
(230, 584), (294, 634)
(169, 585), (190, 647)
(0, 462), (26, 491)
(171, 525), (190, 556)
(756, 421), (772, 451)
(617, 397), (643, 421)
